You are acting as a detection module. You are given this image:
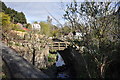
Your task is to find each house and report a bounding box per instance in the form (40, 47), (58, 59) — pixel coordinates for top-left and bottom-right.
(32, 23), (41, 30)
(67, 31), (86, 40)
(16, 23), (23, 28)
(74, 32), (83, 39)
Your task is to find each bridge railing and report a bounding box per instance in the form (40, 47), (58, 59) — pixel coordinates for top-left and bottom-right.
(49, 42), (70, 51)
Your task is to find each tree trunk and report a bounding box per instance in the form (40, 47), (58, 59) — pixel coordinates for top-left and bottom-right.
(32, 48), (36, 65)
(100, 63), (106, 78)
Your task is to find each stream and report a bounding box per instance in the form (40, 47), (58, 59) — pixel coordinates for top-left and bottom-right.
(55, 52), (70, 79)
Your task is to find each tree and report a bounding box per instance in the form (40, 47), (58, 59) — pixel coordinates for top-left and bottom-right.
(39, 21), (51, 37)
(1, 2), (27, 24)
(1, 12), (12, 32)
(1, 1), (7, 12)
(25, 23), (32, 29)
(64, 1), (120, 78)
(61, 26), (71, 35)
(33, 21), (38, 24)
(0, 12), (15, 44)
(23, 30), (49, 68)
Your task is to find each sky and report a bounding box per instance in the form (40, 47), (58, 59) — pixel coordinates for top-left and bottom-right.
(2, 0), (119, 2)
(4, 2), (68, 25)
(3, 0), (119, 25)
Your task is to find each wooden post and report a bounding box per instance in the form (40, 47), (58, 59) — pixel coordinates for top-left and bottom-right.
(58, 42), (60, 50)
(65, 42), (67, 48)
(51, 42), (53, 51)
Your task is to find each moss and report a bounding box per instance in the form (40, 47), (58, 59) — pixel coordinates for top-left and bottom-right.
(8, 41), (13, 46)
(15, 43), (21, 46)
(48, 54), (56, 63)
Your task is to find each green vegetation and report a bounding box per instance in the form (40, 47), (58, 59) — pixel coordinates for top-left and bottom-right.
(61, 26), (71, 35)
(14, 43), (21, 46)
(12, 24), (26, 32)
(1, 1), (27, 24)
(48, 54), (56, 63)
(0, 12), (14, 32)
(40, 22), (51, 36)
(25, 23), (32, 29)
(39, 21), (60, 37)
